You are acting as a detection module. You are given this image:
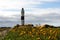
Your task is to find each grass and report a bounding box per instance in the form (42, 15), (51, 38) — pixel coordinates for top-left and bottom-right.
(3, 26), (60, 40)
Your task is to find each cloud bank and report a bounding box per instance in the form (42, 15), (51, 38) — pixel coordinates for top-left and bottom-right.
(0, 0), (60, 27)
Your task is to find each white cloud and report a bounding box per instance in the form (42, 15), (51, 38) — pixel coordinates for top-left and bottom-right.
(0, 0), (43, 9)
(0, 0), (59, 9)
(0, 0), (60, 27)
(25, 8), (60, 16)
(0, 0), (42, 17)
(0, 11), (20, 17)
(0, 0), (60, 20)
(0, 0), (28, 9)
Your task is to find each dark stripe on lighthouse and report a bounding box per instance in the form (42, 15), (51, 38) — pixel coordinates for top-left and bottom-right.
(21, 16), (24, 20)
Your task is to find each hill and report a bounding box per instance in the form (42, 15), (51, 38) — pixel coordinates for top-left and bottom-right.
(3, 24), (60, 40)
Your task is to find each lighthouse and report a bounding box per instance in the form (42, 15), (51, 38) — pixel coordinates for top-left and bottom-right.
(21, 8), (25, 25)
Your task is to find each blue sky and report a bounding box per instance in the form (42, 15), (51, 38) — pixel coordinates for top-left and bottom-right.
(35, 2), (60, 8)
(0, 0), (60, 27)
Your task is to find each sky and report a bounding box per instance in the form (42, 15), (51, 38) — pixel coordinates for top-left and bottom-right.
(0, 0), (60, 27)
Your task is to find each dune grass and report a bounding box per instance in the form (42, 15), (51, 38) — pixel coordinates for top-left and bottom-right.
(4, 26), (60, 40)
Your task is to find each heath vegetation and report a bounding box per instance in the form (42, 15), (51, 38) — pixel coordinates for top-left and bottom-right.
(3, 25), (60, 40)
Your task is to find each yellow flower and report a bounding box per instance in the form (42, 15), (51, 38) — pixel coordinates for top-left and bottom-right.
(19, 31), (24, 35)
(37, 37), (41, 40)
(24, 31), (26, 33)
(48, 36), (51, 39)
(32, 28), (35, 32)
(36, 32), (38, 35)
(28, 31), (32, 35)
(43, 33), (46, 35)
(40, 29), (43, 32)
(50, 30), (52, 33)
(20, 32), (23, 35)
(31, 35), (34, 38)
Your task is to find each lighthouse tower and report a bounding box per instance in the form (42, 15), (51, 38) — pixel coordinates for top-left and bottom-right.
(21, 8), (25, 25)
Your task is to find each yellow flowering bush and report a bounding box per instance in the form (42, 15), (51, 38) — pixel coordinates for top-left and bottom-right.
(4, 25), (60, 40)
